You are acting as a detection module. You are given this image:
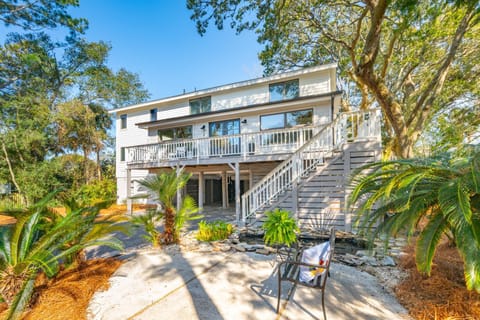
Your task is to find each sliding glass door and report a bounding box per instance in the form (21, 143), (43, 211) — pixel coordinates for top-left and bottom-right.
(209, 119), (240, 156)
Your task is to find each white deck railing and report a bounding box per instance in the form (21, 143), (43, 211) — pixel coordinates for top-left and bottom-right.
(126, 126), (317, 165)
(241, 109), (381, 222)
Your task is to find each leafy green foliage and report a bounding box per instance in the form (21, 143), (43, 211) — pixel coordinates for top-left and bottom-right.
(137, 171), (202, 245)
(196, 220), (234, 242)
(0, 0), (87, 34)
(349, 147), (480, 292)
(188, 0), (480, 158)
(262, 208), (299, 247)
(73, 178), (117, 206)
(0, 191), (129, 316)
(0, 29), (150, 204)
(131, 209), (162, 247)
(174, 195), (202, 241)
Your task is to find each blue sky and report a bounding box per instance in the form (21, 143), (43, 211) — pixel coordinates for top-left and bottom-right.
(73, 1), (263, 100)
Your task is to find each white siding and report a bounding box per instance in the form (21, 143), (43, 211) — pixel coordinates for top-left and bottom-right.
(213, 86), (268, 111)
(116, 115), (147, 174)
(157, 101), (189, 120)
(300, 72), (330, 96)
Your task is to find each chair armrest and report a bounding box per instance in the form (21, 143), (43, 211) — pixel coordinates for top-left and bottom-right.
(278, 259), (328, 271)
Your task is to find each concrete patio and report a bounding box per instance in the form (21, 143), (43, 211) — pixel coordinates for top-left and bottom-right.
(88, 248), (411, 320)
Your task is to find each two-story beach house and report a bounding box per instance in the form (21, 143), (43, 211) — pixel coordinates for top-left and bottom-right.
(111, 63), (381, 231)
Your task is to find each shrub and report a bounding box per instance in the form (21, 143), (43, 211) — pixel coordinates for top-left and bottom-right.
(262, 208), (299, 247)
(196, 220), (233, 242)
(131, 209), (162, 247)
(74, 179), (116, 206)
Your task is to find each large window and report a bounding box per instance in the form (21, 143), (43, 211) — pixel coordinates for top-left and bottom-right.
(158, 126), (192, 141)
(120, 114), (127, 129)
(209, 119), (240, 137)
(269, 79), (299, 102)
(190, 96), (211, 115)
(260, 109), (313, 131)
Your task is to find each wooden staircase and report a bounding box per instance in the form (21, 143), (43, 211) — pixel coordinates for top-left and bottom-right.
(241, 110), (382, 231)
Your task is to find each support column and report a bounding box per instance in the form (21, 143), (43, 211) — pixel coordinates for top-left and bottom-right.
(126, 169), (132, 215)
(222, 171), (228, 208)
(198, 171), (204, 212)
(249, 170), (253, 189)
(228, 162), (241, 223)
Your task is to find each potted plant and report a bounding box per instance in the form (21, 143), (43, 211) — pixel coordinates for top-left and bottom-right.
(262, 208), (299, 248)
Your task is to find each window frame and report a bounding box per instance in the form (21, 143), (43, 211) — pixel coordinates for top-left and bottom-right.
(269, 79), (300, 102)
(189, 96), (212, 115)
(150, 108), (158, 122)
(120, 147), (126, 161)
(260, 108), (313, 131)
(208, 119), (241, 137)
(157, 125), (193, 141)
(120, 114), (127, 129)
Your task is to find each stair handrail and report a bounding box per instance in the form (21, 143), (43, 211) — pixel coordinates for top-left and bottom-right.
(241, 109), (381, 222)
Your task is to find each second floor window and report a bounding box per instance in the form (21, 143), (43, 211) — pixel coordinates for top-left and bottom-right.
(120, 114), (127, 129)
(269, 79), (299, 102)
(190, 96), (211, 115)
(150, 108), (157, 121)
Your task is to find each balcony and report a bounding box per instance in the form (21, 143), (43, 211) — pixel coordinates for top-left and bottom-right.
(124, 110), (381, 169)
(125, 126), (321, 168)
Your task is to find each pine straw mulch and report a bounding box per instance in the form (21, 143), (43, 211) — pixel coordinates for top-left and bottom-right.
(0, 258), (122, 320)
(395, 239), (480, 320)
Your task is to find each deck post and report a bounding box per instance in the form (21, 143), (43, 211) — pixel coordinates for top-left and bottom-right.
(126, 168), (132, 215)
(228, 162), (241, 223)
(198, 171), (204, 211)
(249, 170), (253, 189)
(222, 171), (228, 208)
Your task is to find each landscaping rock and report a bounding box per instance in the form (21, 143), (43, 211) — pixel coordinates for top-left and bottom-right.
(360, 255), (379, 266)
(356, 249), (376, 257)
(255, 248), (271, 255)
(231, 244), (246, 252)
(381, 256), (396, 267)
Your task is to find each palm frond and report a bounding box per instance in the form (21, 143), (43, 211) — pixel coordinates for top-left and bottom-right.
(416, 212), (449, 275)
(5, 275), (35, 320)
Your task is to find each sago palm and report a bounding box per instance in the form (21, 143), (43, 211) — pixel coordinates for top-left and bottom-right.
(0, 191), (128, 319)
(57, 197), (130, 265)
(349, 149), (480, 292)
(138, 171), (200, 245)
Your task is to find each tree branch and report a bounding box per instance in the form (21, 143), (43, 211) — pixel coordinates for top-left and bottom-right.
(406, 7), (476, 127)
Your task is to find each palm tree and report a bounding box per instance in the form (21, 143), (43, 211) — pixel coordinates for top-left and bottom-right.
(137, 171), (201, 245)
(348, 148), (480, 292)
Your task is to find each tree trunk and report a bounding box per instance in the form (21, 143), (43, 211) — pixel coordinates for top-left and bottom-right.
(163, 206), (176, 245)
(83, 147), (90, 184)
(96, 150), (102, 180)
(1, 140), (28, 205)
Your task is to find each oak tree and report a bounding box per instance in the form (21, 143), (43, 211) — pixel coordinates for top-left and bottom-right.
(188, 0), (480, 158)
